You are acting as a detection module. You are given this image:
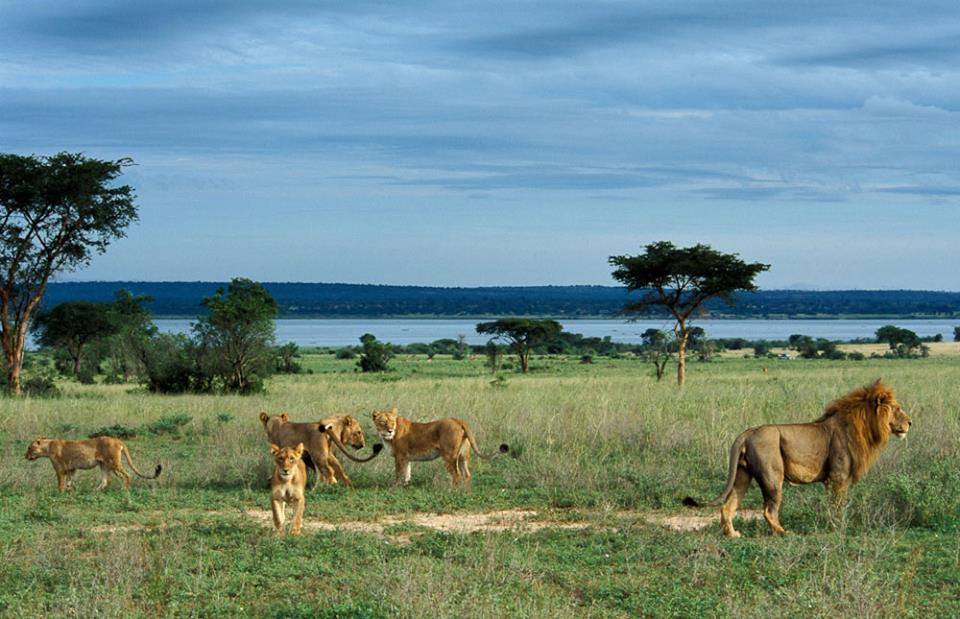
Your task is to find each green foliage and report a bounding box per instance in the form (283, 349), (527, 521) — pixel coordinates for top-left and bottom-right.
(138, 333), (204, 394)
(89, 423), (139, 439)
(194, 277), (278, 393)
(484, 340), (503, 374)
(335, 347), (357, 360)
(0, 152), (138, 394)
(954, 326), (960, 342)
(32, 301), (118, 378)
(476, 318), (562, 372)
(609, 241), (769, 384)
(357, 333), (394, 372)
(274, 342), (302, 374)
(143, 414), (192, 436)
(90, 414), (191, 439)
(790, 334), (846, 360)
(877, 325), (925, 358)
(752, 340), (772, 357)
(21, 369), (61, 398)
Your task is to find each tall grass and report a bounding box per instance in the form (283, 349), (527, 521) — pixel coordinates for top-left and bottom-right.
(0, 354), (957, 616)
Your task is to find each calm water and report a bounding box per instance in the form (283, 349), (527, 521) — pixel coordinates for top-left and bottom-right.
(153, 318), (957, 347)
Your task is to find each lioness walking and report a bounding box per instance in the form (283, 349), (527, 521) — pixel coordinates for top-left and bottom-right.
(270, 443), (307, 536)
(26, 436), (162, 491)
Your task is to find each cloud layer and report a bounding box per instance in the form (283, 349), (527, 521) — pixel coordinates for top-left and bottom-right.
(2, 1), (958, 287)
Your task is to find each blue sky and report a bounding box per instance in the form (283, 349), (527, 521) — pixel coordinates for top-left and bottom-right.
(2, 1), (958, 288)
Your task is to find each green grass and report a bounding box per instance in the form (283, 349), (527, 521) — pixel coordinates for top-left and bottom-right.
(1, 354), (958, 617)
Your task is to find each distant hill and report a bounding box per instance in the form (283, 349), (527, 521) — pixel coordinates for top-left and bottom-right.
(40, 282), (960, 318)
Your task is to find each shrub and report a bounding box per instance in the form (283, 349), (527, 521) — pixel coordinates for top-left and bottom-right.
(144, 414), (192, 436)
(89, 424), (138, 439)
(357, 334), (393, 372)
(335, 347), (357, 359)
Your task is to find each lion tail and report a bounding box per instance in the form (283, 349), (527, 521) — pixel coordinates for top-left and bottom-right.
(682, 431), (749, 508)
(461, 422), (509, 461)
(122, 445), (162, 479)
(319, 424), (384, 463)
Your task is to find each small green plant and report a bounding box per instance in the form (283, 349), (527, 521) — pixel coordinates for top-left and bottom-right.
(144, 414), (192, 436)
(216, 412), (234, 424)
(490, 374), (508, 389)
(89, 423), (138, 439)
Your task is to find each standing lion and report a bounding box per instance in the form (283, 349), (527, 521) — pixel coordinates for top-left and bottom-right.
(26, 436), (162, 492)
(683, 380), (912, 537)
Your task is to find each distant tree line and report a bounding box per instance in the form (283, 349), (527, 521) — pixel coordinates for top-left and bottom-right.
(40, 281), (960, 319)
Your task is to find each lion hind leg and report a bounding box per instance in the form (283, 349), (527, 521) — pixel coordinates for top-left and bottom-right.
(328, 456), (352, 488)
(758, 473), (787, 536)
(720, 467), (752, 538)
(443, 453), (462, 487)
(97, 465), (111, 491)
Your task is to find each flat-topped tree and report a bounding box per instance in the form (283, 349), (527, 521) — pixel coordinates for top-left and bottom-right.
(0, 152), (138, 394)
(476, 318), (562, 373)
(610, 242), (769, 385)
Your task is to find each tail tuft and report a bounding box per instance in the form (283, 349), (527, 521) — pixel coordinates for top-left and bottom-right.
(498, 443), (509, 453)
(372, 443), (384, 454)
(154, 464), (163, 478)
(681, 496), (699, 508)
(318, 424), (328, 433)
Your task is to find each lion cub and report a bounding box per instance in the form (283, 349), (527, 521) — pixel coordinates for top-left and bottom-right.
(372, 407), (508, 487)
(270, 443), (307, 536)
(26, 436), (162, 491)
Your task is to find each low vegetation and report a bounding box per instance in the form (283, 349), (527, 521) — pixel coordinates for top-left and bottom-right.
(1, 352), (958, 616)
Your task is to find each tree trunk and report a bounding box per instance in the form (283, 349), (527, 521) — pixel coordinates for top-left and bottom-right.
(519, 350), (529, 373)
(6, 349), (21, 395)
(676, 322), (688, 386)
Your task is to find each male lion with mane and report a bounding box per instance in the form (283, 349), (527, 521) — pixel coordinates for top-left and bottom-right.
(683, 380), (911, 537)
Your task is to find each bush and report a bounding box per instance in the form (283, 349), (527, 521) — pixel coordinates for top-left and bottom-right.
(357, 334), (393, 373)
(90, 424), (138, 439)
(144, 414), (192, 436)
(139, 333), (211, 394)
(335, 348), (357, 360)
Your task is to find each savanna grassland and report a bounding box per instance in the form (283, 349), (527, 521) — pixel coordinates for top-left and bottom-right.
(1, 353), (958, 618)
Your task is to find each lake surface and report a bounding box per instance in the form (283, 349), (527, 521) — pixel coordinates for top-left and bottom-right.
(152, 318), (958, 347)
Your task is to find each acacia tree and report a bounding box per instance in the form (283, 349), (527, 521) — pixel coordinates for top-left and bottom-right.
(193, 278), (278, 393)
(0, 152), (137, 394)
(610, 242), (769, 385)
(32, 301), (118, 377)
(475, 318), (562, 373)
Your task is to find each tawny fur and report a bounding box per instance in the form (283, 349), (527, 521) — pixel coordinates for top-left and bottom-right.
(259, 412), (381, 488)
(684, 380), (912, 538)
(371, 407), (508, 488)
(25, 436), (162, 492)
(269, 443), (307, 536)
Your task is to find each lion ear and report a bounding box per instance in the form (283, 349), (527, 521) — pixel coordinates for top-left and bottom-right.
(294, 443), (305, 456)
(270, 444), (281, 456)
(280, 413), (289, 422)
(259, 412), (269, 424)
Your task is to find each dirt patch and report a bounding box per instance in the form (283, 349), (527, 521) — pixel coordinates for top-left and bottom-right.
(244, 507), (590, 541)
(647, 509), (764, 532)
(84, 507), (765, 538)
(243, 507), (763, 538)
